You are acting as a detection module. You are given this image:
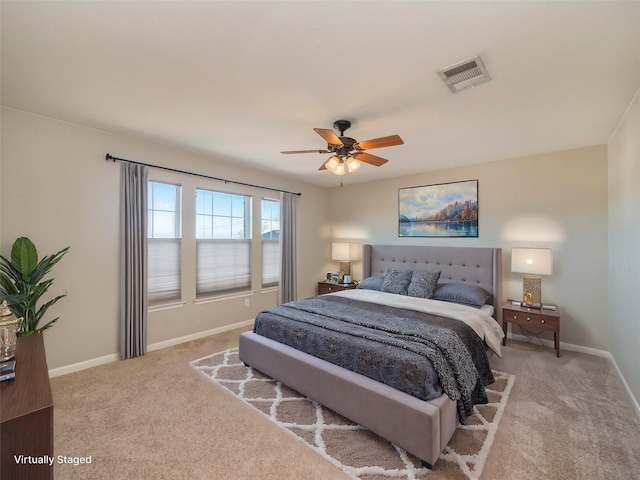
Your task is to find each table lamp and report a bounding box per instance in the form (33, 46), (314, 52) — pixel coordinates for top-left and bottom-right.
(331, 243), (359, 283)
(511, 247), (553, 308)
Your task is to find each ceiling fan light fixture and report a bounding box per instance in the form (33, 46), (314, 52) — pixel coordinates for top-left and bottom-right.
(346, 157), (361, 172)
(281, 120), (403, 175)
(324, 155), (340, 173)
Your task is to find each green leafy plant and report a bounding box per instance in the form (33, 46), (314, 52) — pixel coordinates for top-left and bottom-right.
(0, 237), (70, 336)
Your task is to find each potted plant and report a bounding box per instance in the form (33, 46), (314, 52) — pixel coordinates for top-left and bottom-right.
(0, 237), (70, 336)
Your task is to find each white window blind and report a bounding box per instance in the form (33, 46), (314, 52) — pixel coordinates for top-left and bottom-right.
(261, 198), (280, 287)
(148, 181), (181, 305)
(148, 239), (181, 304)
(262, 240), (280, 287)
(196, 239), (251, 295)
(196, 189), (251, 297)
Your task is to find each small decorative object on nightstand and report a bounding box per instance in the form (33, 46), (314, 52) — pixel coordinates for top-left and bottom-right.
(502, 301), (561, 357)
(317, 281), (357, 295)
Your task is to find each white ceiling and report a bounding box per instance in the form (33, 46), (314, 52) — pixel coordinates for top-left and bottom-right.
(2, 1), (639, 188)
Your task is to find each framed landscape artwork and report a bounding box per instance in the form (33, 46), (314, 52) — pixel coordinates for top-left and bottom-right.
(398, 180), (478, 237)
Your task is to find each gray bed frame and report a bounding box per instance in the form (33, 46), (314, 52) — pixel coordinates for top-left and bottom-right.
(239, 244), (502, 468)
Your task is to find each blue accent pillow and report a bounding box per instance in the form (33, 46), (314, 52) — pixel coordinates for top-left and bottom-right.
(380, 269), (413, 296)
(434, 283), (492, 307)
(356, 275), (385, 291)
(407, 271), (441, 299)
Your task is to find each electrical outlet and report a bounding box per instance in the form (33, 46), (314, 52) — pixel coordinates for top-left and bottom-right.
(244, 298), (250, 307)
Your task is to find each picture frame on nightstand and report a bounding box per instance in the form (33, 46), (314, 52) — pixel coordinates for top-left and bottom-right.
(325, 272), (340, 283)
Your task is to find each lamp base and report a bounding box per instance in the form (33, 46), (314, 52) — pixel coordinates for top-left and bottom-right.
(339, 261), (351, 279)
(522, 275), (542, 306)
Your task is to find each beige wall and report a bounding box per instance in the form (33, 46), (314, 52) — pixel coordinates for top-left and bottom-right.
(328, 145), (610, 351)
(608, 88), (640, 405)
(0, 107), (329, 369)
(2, 102), (636, 412)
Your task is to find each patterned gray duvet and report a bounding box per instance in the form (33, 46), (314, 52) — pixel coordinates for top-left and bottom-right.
(253, 293), (495, 423)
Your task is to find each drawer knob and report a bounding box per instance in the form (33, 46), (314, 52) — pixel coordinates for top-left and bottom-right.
(541, 319), (545, 324)
(526, 317), (531, 321)
(513, 315), (517, 319)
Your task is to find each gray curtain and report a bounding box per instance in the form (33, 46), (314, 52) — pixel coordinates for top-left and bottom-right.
(278, 192), (297, 304)
(120, 163), (148, 359)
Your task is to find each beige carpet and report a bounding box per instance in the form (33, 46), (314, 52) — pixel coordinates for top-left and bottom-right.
(49, 326), (640, 479)
(191, 348), (515, 479)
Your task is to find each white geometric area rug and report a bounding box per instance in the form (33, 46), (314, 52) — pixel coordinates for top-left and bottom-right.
(191, 348), (514, 480)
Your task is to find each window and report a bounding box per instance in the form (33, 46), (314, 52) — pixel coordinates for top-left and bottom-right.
(261, 198), (280, 287)
(196, 189), (251, 296)
(148, 181), (181, 304)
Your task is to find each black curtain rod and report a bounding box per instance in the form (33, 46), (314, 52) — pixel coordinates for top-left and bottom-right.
(105, 153), (301, 197)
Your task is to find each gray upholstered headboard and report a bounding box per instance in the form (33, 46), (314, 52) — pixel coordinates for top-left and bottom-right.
(362, 244), (502, 320)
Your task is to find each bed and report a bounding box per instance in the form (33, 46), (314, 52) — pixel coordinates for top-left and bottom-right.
(239, 244), (503, 468)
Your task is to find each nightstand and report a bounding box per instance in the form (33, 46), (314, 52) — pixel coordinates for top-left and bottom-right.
(317, 281), (357, 295)
(502, 301), (561, 357)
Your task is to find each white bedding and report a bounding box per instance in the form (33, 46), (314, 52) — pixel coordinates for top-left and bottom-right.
(479, 304), (495, 317)
(330, 289), (504, 357)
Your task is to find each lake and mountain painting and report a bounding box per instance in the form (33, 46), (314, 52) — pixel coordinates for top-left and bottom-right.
(399, 180), (478, 237)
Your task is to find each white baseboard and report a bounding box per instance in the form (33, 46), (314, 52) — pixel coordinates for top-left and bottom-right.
(146, 319), (254, 352)
(48, 319), (255, 378)
(608, 353), (640, 422)
(508, 332), (610, 357)
(48, 352), (121, 378)
(508, 332), (640, 421)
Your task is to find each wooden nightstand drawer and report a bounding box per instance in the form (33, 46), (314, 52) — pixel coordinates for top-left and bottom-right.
(317, 281), (356, 295)
(507, 311), (559, 330)
(502, 301), (561, 357)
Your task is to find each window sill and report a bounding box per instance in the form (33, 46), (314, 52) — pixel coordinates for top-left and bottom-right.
(194, 291), (255, 305)
(260, 286), (278, 294)
(148, 301), (186, 313)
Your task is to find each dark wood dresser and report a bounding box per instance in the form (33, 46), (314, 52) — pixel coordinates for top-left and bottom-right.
(1, 333), (54, 479)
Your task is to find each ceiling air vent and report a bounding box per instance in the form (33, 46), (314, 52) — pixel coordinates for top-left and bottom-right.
(438, 55), (491, 93)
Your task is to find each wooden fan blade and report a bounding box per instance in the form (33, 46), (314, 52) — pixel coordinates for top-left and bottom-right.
(313, 128), (343, 146)
(354, 135), (404, 150)
(318, 162), (327, 171)
(281, 149), (331, 154)
(352, 152), (389, 167)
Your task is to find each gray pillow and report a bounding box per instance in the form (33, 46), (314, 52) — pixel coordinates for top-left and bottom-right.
(407, 271), (441, 299)
(356, 275), (384, 291)
(434, 283), (492, 307)
(380, 269), (413, 296)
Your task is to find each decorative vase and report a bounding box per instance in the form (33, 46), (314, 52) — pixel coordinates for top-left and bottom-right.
(0, 300), (23, 361)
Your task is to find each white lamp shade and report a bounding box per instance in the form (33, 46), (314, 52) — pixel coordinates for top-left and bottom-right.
(511, 248), (553, 275)
(332, 243), (360, 261)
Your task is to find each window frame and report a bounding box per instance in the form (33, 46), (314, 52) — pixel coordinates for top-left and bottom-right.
(147, 181), (182, 306)
(261, 197), (281, 288)
(195, 188), (253, 298)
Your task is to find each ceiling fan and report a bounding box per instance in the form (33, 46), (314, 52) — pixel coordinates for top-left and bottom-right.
(281, 120), (404, 175)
